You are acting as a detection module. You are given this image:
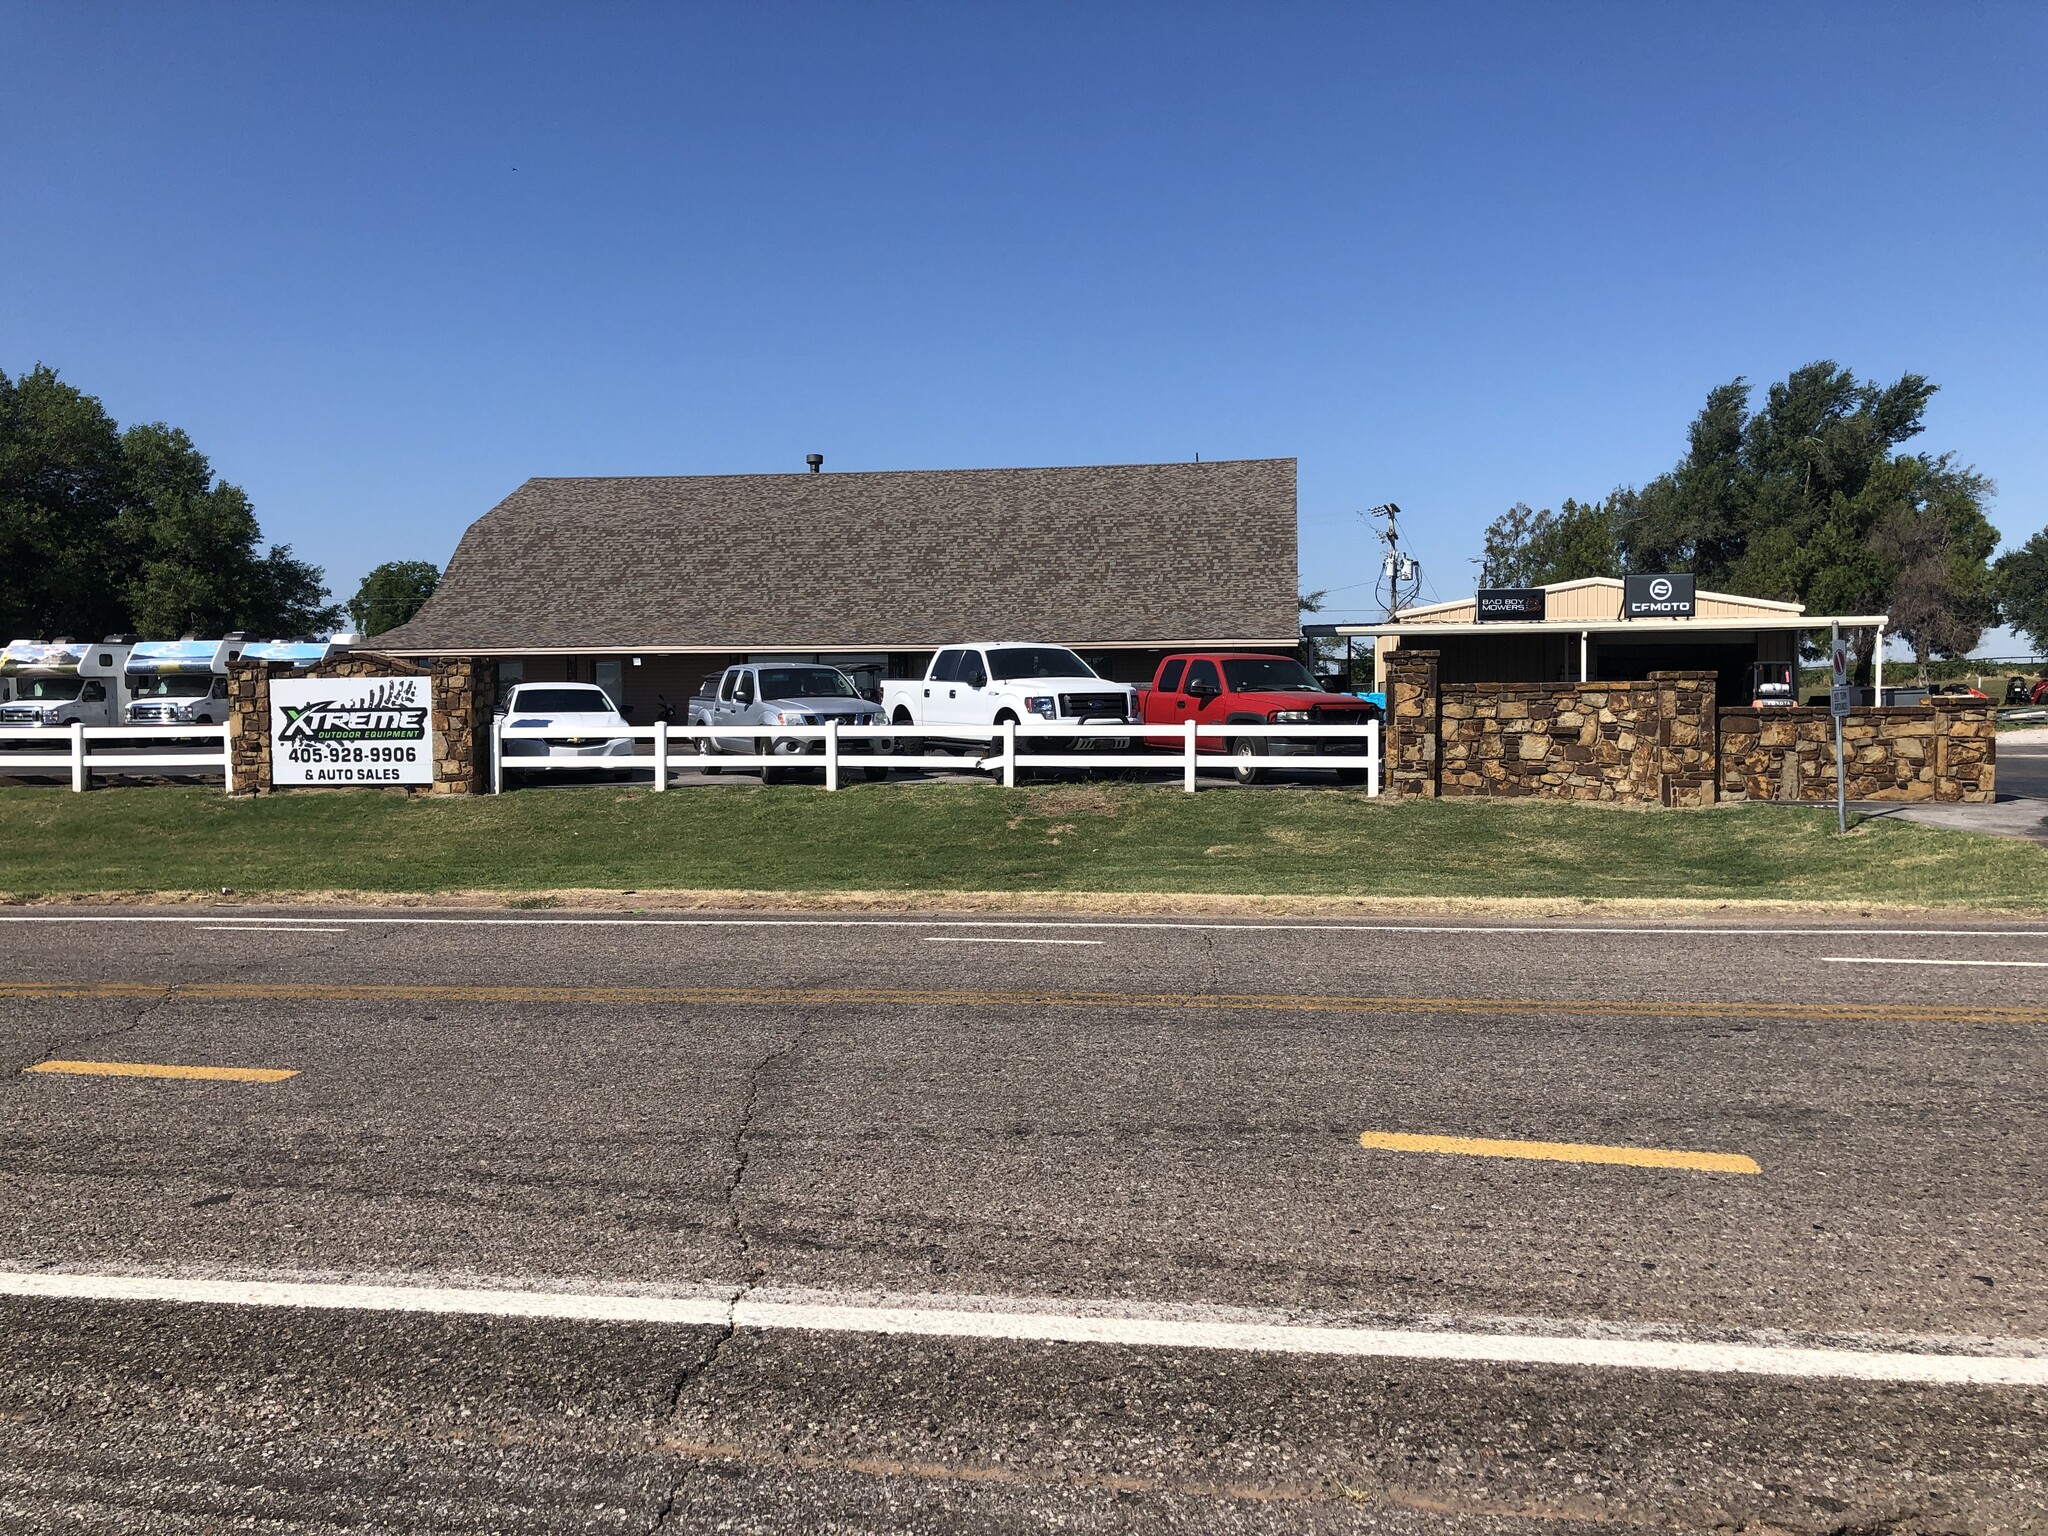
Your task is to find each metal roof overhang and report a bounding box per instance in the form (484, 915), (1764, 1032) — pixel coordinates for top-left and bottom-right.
(1336, 615), (1889, 638)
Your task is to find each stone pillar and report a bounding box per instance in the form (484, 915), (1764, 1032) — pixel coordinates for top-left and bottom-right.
(1383, 649), (1440, 799)
(1650, 671), (1717, 807)
(1933, 704), (1996, 803)
(225, 659), (274, 796)
(430, 657), (483, 796)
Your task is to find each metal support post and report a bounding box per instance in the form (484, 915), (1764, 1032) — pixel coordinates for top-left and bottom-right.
(1833, 621), (1847, 834)
(1183, 719), (1198, 792)
(652, 721), (668, 792)
(1001, 719), (1017, 788)
(824, 720), (840, 791)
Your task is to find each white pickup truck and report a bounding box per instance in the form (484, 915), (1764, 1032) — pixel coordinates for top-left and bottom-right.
(879, 644), (1138, 749)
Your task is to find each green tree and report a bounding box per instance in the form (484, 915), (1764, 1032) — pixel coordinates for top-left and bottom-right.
(348, 560), (441, 635)
(116, 421), (340, 637)
(1994, 528), (2048, 657)
(1479, 498), (1621, 587)
(0, 365), (130, 640)
(1612, 362), (1998, 680)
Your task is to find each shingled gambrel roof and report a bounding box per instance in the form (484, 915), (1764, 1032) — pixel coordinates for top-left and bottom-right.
(373, 458), (1298, 654)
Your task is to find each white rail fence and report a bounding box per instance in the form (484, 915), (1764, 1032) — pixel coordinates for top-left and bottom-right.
(494, 719), (1380, 795)
(0, 724), (233, 792)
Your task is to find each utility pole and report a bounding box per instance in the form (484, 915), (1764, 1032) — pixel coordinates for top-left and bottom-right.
(1364, 503), (1418, 620)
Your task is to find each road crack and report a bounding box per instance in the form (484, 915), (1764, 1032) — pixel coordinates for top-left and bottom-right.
(647, 1010), (811, 1531)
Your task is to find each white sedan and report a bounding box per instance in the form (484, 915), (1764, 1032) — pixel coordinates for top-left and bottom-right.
(498, 683), (640, 771)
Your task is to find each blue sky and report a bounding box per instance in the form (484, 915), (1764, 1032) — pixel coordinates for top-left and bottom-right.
(4, 2), (2044, 644)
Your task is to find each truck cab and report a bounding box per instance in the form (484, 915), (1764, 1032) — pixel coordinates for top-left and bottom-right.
(878, 644), (1138, 748)
(1139, 651), (1379, 784)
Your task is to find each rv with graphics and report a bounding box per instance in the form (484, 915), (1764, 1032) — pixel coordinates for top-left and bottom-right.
(123, 639), (246, 726)
(0, 641), (134, 732)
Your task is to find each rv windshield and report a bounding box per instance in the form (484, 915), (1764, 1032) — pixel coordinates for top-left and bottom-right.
(19, 679), (84, 701)
(131, 676), (214, 698)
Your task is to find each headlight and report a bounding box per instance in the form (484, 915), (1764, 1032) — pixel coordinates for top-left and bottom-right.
(1025, 696), (1056, 719)
(1271, 710), (1311, 723)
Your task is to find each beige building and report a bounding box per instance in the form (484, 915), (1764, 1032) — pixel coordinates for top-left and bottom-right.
(1341, 578), (1888, 708)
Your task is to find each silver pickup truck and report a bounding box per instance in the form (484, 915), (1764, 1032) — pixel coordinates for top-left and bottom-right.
(688, 663), (890, 784)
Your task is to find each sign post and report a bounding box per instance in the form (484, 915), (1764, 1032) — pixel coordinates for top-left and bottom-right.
(1829, 623), (1851, 833)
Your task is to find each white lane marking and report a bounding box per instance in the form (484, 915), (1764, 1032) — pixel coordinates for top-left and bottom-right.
(922, 936), (1106, 946)
(1, 1270), (2041, 1386)
(1822, 956), (2048, 969)
(5, 915), (2048, 937)
(197, 926), (347, 934)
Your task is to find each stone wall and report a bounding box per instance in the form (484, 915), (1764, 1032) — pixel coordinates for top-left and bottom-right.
(228, 652), (483, 796)
(1719, 706), (1995, 803)
(1436, 671), (1717, 807)
(1373, 653), (1992, 806)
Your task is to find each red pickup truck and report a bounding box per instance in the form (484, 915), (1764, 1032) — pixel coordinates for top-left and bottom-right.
(1138, 652), (1380, 784)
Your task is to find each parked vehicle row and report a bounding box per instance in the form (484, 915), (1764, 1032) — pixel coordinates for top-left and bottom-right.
(496, 642), (1382, 786)
(1, 636), (340, 737)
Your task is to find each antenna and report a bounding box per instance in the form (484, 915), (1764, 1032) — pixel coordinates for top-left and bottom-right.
(1362, 503), (1420, 619)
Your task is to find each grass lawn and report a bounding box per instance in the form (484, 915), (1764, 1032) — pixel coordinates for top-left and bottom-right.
(2, 782), (2044, 907)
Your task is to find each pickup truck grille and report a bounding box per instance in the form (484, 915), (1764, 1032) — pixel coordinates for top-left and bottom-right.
(1059, 692), (1129, 720)
(128, 704), (179, 723)
(1309, 705), (1376, 723)
(1, 707), (49, 724)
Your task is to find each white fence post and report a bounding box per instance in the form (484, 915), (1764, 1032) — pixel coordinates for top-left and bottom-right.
(824, 719), (840, 791)
(652, 720), (668, 792)
(1368, 719), (1381, 798)
(70, 721), (87, 793)
(491, 716), (504, 794)
(1182, 719), (1197, 793)
(1001, 719), (1017, 787)
(221, 724), (235, 795)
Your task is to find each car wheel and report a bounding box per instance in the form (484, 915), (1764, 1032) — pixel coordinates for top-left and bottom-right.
(1335, 767), (1368, 786)
(758, 738), (782, 785)
(1232, 737), (1265, 786)
(863, 765), (889, 782)
(693, 730), (721, 773)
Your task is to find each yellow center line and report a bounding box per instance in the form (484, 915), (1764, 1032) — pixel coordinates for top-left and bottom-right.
(0, 979), (2039, 1025)
(1360, 1130), (1759, 1175)
(24, 1060), (298, 1083)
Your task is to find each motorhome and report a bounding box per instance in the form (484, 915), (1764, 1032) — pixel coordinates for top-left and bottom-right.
(124, 638), (246, 726)
(0, 640), (134, 730)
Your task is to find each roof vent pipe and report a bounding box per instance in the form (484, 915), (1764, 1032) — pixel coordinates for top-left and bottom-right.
(805, 453), (824, 473)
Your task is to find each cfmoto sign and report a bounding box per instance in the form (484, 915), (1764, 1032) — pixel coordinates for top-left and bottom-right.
(1624, 573), (1696, 619)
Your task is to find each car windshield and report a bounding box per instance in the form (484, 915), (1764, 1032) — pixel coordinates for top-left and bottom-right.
(514, 687), (615, 714)
(20, 679), (84, 701)
(1222, 658), (1322, 692)
(987, 647), (1094, 680)
(756, 667), (858, 699)
(131, 676), (213, 698)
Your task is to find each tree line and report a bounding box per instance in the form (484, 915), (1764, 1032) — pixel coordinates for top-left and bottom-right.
(1, 364), (439, 642)
(1478, 361), (2045, 681)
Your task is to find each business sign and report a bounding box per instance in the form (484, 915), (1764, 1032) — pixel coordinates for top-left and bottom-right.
(1475, 588), (1547, 622)
(1623, 573), (1695, 619)
(270, 675), (432, 786)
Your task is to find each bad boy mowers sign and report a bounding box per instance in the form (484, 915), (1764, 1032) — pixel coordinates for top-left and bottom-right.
(270, 676), (433, 785)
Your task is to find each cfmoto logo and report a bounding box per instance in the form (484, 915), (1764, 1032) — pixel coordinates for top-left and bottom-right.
(1649, 577), (1673, 601)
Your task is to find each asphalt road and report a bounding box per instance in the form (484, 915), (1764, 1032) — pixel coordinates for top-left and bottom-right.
(3, 909), (2046, 1533)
